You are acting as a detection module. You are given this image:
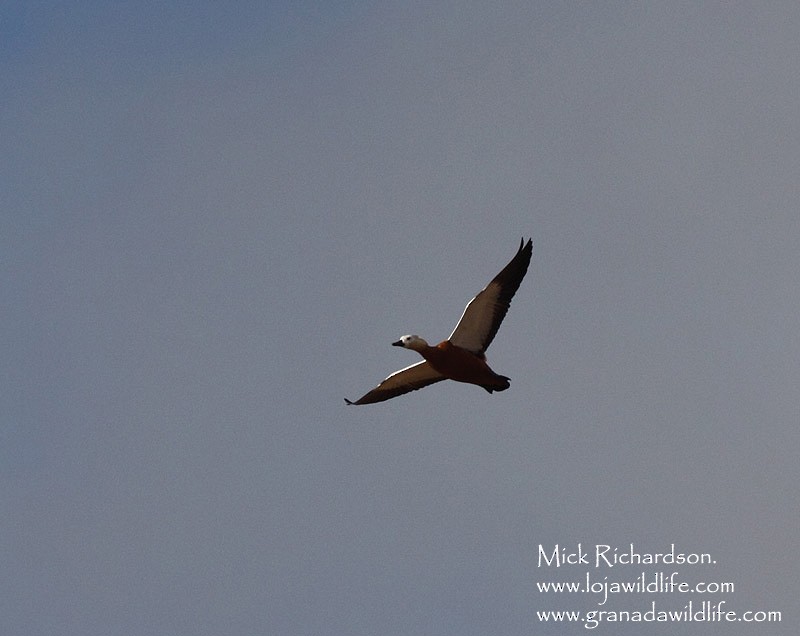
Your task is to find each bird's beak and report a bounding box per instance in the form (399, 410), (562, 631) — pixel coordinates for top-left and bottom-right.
(391, 340), (404, 347)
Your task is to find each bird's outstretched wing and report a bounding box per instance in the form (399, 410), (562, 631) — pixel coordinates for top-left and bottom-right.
(345, 361), (446, 405)
(448, 238), (533, 355)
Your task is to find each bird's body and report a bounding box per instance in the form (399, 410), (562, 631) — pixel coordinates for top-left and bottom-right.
(393, 338), (510, 393)
(345, 238), (532, 405)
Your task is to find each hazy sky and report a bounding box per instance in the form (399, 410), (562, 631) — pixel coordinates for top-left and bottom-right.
(3, 3), (798, 635)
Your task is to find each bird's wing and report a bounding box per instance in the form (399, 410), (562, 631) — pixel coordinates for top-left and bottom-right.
(345, 361), (446, 405)
(448, 238), (533, 355)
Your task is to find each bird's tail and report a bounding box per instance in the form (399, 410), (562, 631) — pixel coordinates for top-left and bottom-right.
(481, 374), (510, 393)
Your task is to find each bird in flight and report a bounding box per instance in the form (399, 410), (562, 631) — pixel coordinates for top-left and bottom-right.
(345, 238), (533, 405)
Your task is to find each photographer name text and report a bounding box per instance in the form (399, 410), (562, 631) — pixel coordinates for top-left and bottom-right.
(538, 543), (715, 568)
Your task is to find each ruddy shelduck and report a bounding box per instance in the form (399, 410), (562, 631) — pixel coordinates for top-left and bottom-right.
(345, 238), (533, 405)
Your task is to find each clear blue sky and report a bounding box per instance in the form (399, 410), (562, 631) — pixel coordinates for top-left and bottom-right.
(2, 3), (798, 635)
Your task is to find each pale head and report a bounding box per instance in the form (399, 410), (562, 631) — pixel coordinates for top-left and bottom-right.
(391, 334), (429, 351)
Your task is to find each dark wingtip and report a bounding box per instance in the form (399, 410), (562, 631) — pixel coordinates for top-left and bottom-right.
(514, 237), (533, 257)
(344, 398), (355, 405)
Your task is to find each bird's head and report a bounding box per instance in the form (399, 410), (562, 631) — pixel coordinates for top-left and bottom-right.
(391, 335), (428, 351)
